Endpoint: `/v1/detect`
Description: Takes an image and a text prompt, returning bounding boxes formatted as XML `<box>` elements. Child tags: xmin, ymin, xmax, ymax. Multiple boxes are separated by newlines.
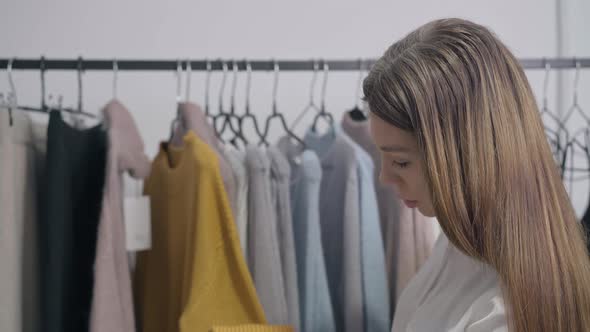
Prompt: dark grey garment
<box><xmin>268</xmin><ymin>147</ymin><xmax>300</xmax><ymax>332</ymax></box>
<box><xmin>304</xmin><ymin>128</ymin><xmax>364</xmax><ymax>332</ymax></box>
<box><xmin>245</xmin><ymin>146</ymin><xmax>289</xmax><ymax>325</ymax></box>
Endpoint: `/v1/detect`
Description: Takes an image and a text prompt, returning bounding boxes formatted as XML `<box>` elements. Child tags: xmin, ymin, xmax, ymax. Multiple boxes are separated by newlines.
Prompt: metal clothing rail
<box><xmin>0</xmin><ymin>57</ymin><xmax>589</xmax><ymax>71</ymax></box>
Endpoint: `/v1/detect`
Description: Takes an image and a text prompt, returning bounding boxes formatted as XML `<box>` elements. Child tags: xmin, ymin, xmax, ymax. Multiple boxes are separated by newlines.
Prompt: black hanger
<box><xmin>348</xmin><ymin>58</ymin><xmax>368</xmax><ymax>121</ymax></box>
<box><xmin>261</xmin><ymin>60</ymin><xmax>305</xmax><ymax>147</ymax></box>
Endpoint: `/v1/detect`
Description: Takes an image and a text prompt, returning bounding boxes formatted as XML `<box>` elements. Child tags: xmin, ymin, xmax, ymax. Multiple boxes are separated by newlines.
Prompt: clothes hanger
<box><xmin>235</xmin><ymin>59</ymin><xmax>265</xmax><ymax>144</ymax></box>
<box><xmin>562</xmin><ymin>58</ymin><xmax>588</xmax><ymax>124</ymax></box>
<box><xmin>204</xmin><ymin>59</ymin><xmax>214</xmax><ymax>123</ymax></box>
<box><xmin>113</xmin><ymin>58</ymin><xmax>118</xmax><ymax>100</ymax></box>
<box><xmin>539</xmin><ymin>59</ymin><xmax>569</xmax><ymax>175</ymax></box>
<box><xmin>185</xmin><ymin>58</ymin><xmax>191</xmax><ymax>102</ymax></box>
<box><xmin>260</xmin><ymin>59</ymin><xmax>305</xmax><ymax>148</ymax></box>
<box><xmin>168</xmin><ymin>60</ymin><xmax>184</xmax><ymax>143</ymax></box>
<box><xmin>100</xmin><ymin>58</ymin><xmax>119</xmax><ymax>130</ymax></box>
<box><xmin>2</xmin><ymin>57</ymin><xmax>52</xmax><ymax>123</ymax></box>
<box><xmin>213</xmin><ymin>59</ymin><xmax>241</xmax><ymax>143</ymax></box>
<box><xmin>290</xmin><ymin>59</ymin><xmax>321</xmax><ymax>132</ymax></box>
<box><xmin>224</xmin><ymin>59</ymin><xmax>248</xmax><ymax>146</ymax></box>
<box><xmin>40</xmin><ymin>56</ymin><xmax>48</xmax><ymax>111</ymax></box>
<box><xmin>8</xmin><ymin>56</ymin><xmax>93</xmax><ymax>120</ymax></box>
<box><xmin>561</xmin><ymin>58</ymin><xmax>590</xmax><ymax>184</ymax></box>
<box><xmin>72</xmin><ymin>56</ymin><xmax>86</xmax><ymax>128</ymax></box>
<box><xmin>212</xmin><ymin>59</ymin><xmax>229</xmax><ymax>139</ymax></box>
<box><xmin>311</xmin><ymin>60</ymin><xmax>334</xmax><ymax>133</ymax></box>
<box><xmin>348</xmin><ymin>58</ymin><xmax>368</xmax><ymax>121</ymax></box>
<box><xmin>5</xmin><ymin>57</ymin><xmax>16</xmax><ymax>125</ymax></box>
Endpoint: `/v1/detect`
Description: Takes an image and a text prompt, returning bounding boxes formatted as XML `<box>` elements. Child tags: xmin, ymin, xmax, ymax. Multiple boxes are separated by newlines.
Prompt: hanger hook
<box><xmin>355</xmin><ymin>58</ymin><xmax>365</xmax><ymax>108</ymax></box>
<box><xmin>77</xmin><ymin>56</ymin><xmax>83</xmax><ymax>112</ymax></box>
<box><xmin>175</xmin><ymin>59</ymin><xmax>182</xmax><ymax>103</ymax></box>
<box><xmin>573</xmin><ymin>57</ymin><xmax>581</xmax><ymax>107</ymax></box>
<box><xmin>218</xmin><ymin>59</ymin><xmax>228</xmax><ymax>113</ymax></box>
<box><xmin>185</xmin><ymin>59</ymin><xmax>192</xmax><ymax>102</ymax></box>
<box><xmin>321</xmin><ymin>59</ymin><xmax>329</xmax><ymax>112</ymax></box>
<box><xmin>40</xmin><ymin>56</ymin><xmax>46</xmax><ymax>109</ymax></box>
<box><xmin>205</xmin><ymin>59</ymin><xmax>212</xmax><ymax>115</ymax></box>
<box><xmin>7</xmin><ymin>57</ymin><xmax>17</xmax><ymax>106</ymax></box>
<box><xmin>113</xmin><ymin>58</ymin><xmax>118</xmax><ymax>99</ymax></box>
<box><xmin>272</xmin><ymin>59</ymin><xmax>280</xmax><ymax>115</ymax></box>
<box><xmin>309</xmin><ymin>59</ymin><xmax>319</xmax><ymax>106</ymax></box>
<box><xmin>245</xmin><ymin>59</ymin><xmax>252</xmax><ymax>115</ymax></box>
<box><xmin>230</xmin><ymin>59</ymin><xmax>238</xmax><ymax>114</ymax></box>
<box><xmin>542</xmin><ymin>57</ymin><xmax>550</xmax><ymax>110</ymax></box>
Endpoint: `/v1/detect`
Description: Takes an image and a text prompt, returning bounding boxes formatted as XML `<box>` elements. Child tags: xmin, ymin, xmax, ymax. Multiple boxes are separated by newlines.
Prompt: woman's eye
<box><xmin>393</xmin><ymin>161</ymin><xmax>410</xmax><ymax>169</ymax></box>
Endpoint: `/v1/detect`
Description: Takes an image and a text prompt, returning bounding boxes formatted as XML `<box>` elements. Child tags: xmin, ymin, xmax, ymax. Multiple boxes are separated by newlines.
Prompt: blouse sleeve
<box><xmin>464</xmin><ymin>287</ymin><xmax>508</xmax><ymax>332</ymax></box>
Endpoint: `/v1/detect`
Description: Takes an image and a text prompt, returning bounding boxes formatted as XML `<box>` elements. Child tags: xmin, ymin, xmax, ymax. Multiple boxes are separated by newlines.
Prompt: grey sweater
<box><xmin>268</xmin><ymin>147</ymin><xmax>301</xmax><ymax>331</ymax></box>
<box><xmin>245</xmin><ymin>146</ymin><xmax>289</xmax><ymax>325</ymax></box>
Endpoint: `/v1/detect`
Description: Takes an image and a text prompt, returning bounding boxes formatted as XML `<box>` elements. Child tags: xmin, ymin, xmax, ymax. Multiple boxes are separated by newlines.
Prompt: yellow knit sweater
<box><xmin>134</xmin><ymin>131</ymin><xmax>267</xmax><ymax>332</ymax></box>
<box><xmin>210</xmin><ymin>325</ymin><xmax>293</xmax><ymax>332</ymax></box>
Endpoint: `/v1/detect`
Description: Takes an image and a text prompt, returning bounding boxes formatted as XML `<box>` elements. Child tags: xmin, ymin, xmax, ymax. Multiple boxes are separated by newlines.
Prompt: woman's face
<box><xmin>369</xmin><ymin>113</ymin><xmax>436</xmax><ymax>217</ymax></box>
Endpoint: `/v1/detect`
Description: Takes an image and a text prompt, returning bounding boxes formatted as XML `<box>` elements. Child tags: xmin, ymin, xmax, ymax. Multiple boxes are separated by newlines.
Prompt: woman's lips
<box><xmin>403</xmin><ymin>200</ymin><xmax>418</xmax><ymax>208</ymax></box>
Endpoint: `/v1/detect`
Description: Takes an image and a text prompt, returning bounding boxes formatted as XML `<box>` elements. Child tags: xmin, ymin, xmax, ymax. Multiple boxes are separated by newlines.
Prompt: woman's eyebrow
<box><xmin>379</xmin><ymin>144</ymin><xmax>410</xmax><ymax>153</ymax></box>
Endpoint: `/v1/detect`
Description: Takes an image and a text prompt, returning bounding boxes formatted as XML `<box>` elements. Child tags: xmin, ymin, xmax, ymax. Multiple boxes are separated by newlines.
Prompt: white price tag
<box><xmin>124</xmin><ymin>196</ymin><xmax>152</xmax><ymax>251</ymax></box>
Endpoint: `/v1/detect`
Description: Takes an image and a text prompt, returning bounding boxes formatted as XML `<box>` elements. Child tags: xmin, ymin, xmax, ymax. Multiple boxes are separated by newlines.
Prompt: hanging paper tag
<box><xmin>124</xmin><ymin>196</ymin><xmax>152</xmax><ymax>251</ymax></box>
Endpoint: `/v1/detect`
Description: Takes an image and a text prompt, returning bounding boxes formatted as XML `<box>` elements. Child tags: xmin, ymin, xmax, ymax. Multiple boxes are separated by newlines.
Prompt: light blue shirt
<box><xmin>277</xmin><ymin>137</ymin><xmax>336</xmax><ymax>332</ymax></box>
<box><xmin>303</xmin><ymin>124</ymin><xmax>390</xmax><ymax>332</ymax></box>
<box><xmin>342</xmin><ymin>132</ymin><xmax>391</xmax><ymax>332</ymax></box>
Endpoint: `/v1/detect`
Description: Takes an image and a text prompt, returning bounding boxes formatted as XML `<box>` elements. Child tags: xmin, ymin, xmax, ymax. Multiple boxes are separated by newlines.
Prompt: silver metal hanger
<box><xmin>235</xmin><ymin>59</ymin><xmax>264</xmax><ymax>144</ymax></box>
<box><xmin>290</xmin><ymin>59</ymin><xmax>321</xmax><ymax>131</ymax></box>
<box><xmin>112</xmin><ymin>58</ymin><xmax>118</xmax><ymax>100</ymax></box>
<box><xmin>168</xmin><ymin>60</ymin><xmax>183</xmax><ymax>142</ymax></box>
<box><xmin>205</xmin><ymin>59</ymin><xmax>213</xmax><ymax>121</ymax></box>
<box><xmin>261</xmin><ymin>59</ymin><xmax>305</xmax><ymax>147</ymax></box>
<box><xmin>311</xmin><ymin>59</ymin><xmax>334</xmax><ymax>132</ymax></box>
<box><xmin>563</xmin><ymin>58</ymin><xmax>587</xmax><ymax>124</ymax></box>
<box><xmin>5</xmin><ymin>58</ymin><xmax>16</xmax><ymax>124</ymax></box>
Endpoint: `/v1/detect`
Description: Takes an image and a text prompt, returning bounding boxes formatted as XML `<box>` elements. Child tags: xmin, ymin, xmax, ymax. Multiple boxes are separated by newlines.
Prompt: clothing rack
<box><xmin>1</xmin><ymin>57</ymin><xmax>590</xmax><ymax>71</ymax></box>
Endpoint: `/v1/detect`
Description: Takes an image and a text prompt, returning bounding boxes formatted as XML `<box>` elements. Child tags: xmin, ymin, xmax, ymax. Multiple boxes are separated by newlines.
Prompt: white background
<box><xmin>1</xmin><ymin>0</ymin><xmax>589</xmax><ymax>214</ymax></box>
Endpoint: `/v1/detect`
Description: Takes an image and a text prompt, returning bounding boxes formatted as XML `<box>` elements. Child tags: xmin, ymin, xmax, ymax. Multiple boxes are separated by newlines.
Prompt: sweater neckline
<box><xmin>158</xmin><ymin>131</ymin><xmax>197</xmax><ymax>176</ymax></box>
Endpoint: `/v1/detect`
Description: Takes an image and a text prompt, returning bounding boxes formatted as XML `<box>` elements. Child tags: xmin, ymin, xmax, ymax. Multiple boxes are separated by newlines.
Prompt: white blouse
<box><xmin>391</xmin><ymin>233</ymin><xmax>508</xmax><ymax>332</ymax></box>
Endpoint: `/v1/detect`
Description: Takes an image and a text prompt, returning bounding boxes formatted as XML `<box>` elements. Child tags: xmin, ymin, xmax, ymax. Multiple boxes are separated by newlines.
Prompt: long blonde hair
<box><xmin>363</xmin><ymin>18</ymin><xmax>590</xmax><ymax>331</ymax></box>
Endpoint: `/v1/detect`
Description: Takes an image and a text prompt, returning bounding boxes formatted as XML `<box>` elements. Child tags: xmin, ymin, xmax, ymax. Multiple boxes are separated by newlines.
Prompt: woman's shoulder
<box><xmin>392</xmin><ymin>234</ymin><xmax>508</xmax><ymax>331</ymax></box>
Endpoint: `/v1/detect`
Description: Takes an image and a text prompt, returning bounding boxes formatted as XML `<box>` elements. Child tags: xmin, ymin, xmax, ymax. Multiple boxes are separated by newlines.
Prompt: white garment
<box><xmin>223</xmin><ymin>147</ymin><xmax>249</xmax><ymax>259</ymax></box>
<box><xmin>0</xmin><ymin>109</ymin><xmax>41</xmax><ymax>332</ymax></box>
<box><xmin>391</xmin><ymin>234</ymin><xmax>507</xmax><ymax>332</ymax></box>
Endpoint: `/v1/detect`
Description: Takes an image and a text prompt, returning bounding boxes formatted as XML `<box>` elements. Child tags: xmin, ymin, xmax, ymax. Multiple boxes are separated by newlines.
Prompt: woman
<box><xmin>363</xmin><ymin>18</ymin><xmax>590</xmax><ymax>331</ymax></box>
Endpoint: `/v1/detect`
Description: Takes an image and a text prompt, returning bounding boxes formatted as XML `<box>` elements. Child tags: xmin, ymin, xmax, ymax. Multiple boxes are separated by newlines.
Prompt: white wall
<box><xmin>6</xmin><ymin>0</ymin><xmax>585</xmax><ymax>209</ymax></box>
